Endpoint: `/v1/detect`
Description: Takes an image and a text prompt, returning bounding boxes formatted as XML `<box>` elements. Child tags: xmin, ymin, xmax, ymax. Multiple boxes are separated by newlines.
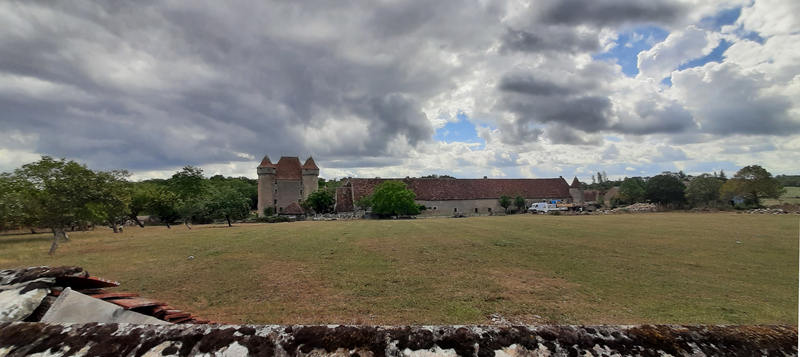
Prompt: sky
<box><xmin>1</xmin><ymin>0</ymin><xmax>798</xmax><ymax>182</ymax></box>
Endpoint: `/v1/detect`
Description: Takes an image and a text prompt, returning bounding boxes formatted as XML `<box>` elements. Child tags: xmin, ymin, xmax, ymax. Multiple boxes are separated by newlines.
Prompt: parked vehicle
<box><xmin>528</xmin><ymin>202</ymin><xmax>567</xmax><ymax>213</ymax></box>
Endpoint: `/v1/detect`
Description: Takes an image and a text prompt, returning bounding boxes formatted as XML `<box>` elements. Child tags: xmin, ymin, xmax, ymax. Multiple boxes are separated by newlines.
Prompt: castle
<box><xmin>256</xmin><ymin>156</ymin><xmax>319</xmax><ymax>214</ymax></box>
<box><xmin>257</xmin><ymin>155</ymin><xmax>587</xmax><ymax>215</ymax></box>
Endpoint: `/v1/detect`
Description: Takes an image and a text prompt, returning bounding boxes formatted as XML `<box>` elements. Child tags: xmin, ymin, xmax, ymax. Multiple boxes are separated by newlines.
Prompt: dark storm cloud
<box><xmin>503</xmin><ymin>95</ymin><xmax>613</xmax><ymax>133</ymax></box>
<box><xmin>545</xmin><ymin>125</ymin><xmax>602</xmax><ymax>146</ymax></box>
<box><xmin>0</xmin><ymin>0</ymin><xmax>484</xmax><ymax>171</ymax></box>
<box><xmin>498</xmin><ymin>75</ymin><xmax>575</xmax><ymax>96</ymax></box>
<box><xmin>613</xmin><ymin>100</ymin><xmax>697</xmax><ymax>135</ymax></box>
<box><xmin>535</xmin><ymin>0</ymin><xmax>689</xmax><ymax>27</ymax></box>
<box><xmin>500</xmin><ymin>27</ymin><xmax>601</xmax><ymax>54</ymax></box>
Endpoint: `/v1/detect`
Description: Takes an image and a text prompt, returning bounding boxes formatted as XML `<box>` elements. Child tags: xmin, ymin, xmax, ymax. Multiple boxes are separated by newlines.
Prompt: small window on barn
<box><xmin>474</xmin><ymin>208</ymin><xmax>478</xmax><ymax>213</ymax></box>
<box><xmin>488</xmin><ymin>208</ymin><xmax>492</xmax><ymax>213</ymax></box>
<box><xmin>279</xmin><ymin>207</ymin><xmax>284</xmax><ymax>212</ymax></box>
<box><xmin>454</xmin><ymin>208</ymin><xmax>458</xmax><ymax>212</ymax></box>
<box><xmin>433</xmin><ymin>206</ymin><xmax>437</xmax><ymax>210</ymax></box>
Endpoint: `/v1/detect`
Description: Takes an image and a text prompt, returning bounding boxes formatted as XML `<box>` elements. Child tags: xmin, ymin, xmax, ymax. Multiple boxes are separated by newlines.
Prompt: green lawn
<box><xmin>764</xmin><ymin>186</ymin><xmax>800</xmax><ymax>207</ymax></box>
<box><xmin>0</xmin><ymin>213</ymin><xmax>796</xmax><ymax>325</ymax></box>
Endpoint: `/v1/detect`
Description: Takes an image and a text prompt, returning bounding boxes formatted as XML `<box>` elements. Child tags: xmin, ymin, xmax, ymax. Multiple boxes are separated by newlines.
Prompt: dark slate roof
<box><xmin>302</xmin><ymin>157</ymin><xmax>319</xmax><ymax>170</ymax></box>
<box><xmin>275</xmin><ymin>157</ymin><xmax>303</xmax><ymax>180</ymax></box>
<box><xmin>348</xmin><ymin>178</ymin><xmax>571</xmax><ymax>201</ymax></box>
<box><xmin>283</xmin><ymin>202</ymin><xmax>306</xmax><ymax>215</ymax></box>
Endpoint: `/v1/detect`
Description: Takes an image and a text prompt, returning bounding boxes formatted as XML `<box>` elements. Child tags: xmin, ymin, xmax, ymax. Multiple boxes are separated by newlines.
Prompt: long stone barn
<box><xmin>334</xmin><ymin>176</ymin><xmax>585</xmax><ymax>214</ymax></box>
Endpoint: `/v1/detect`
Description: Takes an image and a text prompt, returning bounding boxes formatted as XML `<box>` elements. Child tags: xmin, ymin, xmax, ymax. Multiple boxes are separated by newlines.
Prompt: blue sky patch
<box><xmin>434</xmin><ymin>113</ymin><xmax>481</xmax><ymax>145</ymax></box>
<box><xmin>594</xmin><ymin>26</ymin><xmax>670</xmax><ymax>77</ymax></box>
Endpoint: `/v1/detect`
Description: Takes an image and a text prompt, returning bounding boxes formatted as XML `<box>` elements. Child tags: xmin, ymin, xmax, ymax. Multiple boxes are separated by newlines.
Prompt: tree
<box><xmin>167</xmin><ymin>166</ymin><xmax>208</xmax><ymax>199</ymax></box>
<box><xmin>355</xmin><ymin>195</ymin><xmax>372</xmax><ymax>212</ymax></box>
<box><xmin>645</xmin><ymin>174</ymin><xmax>686</xmax><ymax>206</ymax></box>
<box><xmin>11</xmin><ymin>157</ymin><xmax>103</xmax><ymax>254</ymax></box>
<box><xmin>128</xmin><ymin>182</ymin><xmax>156</xmax><ymax>228</ymax></box>
<box><xmin>513</xmin><ymin>195</ymin><xmax>526</xmax><ymax>212</ymax></box>
<box><xmin>147</xmin><ymin>188</ymin><xmax>181</xmax><ymax>228</ymax></box>
<box><xmin>498</xmin><ymin>195</ymin><xmax>512</xmax><ymax>212</ymax></box>
<box><xmin>305</xmin><ymin>188</ymin><xmax>335</xmax><ymax>214</ymax></box>
<box><xmin>685</xmin><ymin>175</ymin><xmax>723</xmax><ymax>207</ymax></box>
<box><xmin>95</xmin><ymin>170</ymin><xmax>133</xmax><ymax>233</ymax></box>
<box><xmin>208</xmin><ymin>187</ymin><xmax>252</xmax><ymax>227</ymax></box>
<box><xmin>722</xmin><ymin>165</ymin><xmax>784</xmax><ymax>207</ymax></box>
<box><xmin>370</xmin><ymin>181</ymin><xmax>419</xmax><ymax>217</ymax></box>
<box><xmin>0</xmin><ymin>174</ymin><xmax>36</xmax><ymax>232</ymax></box>
<box><xmin>618</xmin><ymin>177</ymin><xmax>646</xmax><ymax>204</ymax></box>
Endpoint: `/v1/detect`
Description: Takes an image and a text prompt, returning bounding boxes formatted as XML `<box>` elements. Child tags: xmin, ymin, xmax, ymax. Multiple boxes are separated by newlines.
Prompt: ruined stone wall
<box><xmin>0</xmin><ymin>323</ymin><xmax>794</xmax><ymax>357</ymax></box>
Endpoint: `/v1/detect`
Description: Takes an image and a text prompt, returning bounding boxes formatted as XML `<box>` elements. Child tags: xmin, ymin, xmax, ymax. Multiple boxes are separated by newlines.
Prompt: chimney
<box><xmin>483</xmin><ymin>176</ymin><xmax>487</xmax><ymax>179</ymax></box>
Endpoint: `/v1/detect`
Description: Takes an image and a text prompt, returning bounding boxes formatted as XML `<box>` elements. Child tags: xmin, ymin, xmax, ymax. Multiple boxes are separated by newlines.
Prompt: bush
<box><xmin>262</xmin><ymin>206</ymin><xmax>275</xmax><ymax>216</ymax></box>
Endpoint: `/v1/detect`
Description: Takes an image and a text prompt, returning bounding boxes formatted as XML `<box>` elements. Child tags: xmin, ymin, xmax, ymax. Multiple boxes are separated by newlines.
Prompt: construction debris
<box><xmin>737</xmin><ymin>208</ymin><xmax>799</xmax><ymax>214</ymax></box>
<box><xmin>0</xmin><ymin>266</ymin><xmax>215</xmax><ymax>325</ymax></box>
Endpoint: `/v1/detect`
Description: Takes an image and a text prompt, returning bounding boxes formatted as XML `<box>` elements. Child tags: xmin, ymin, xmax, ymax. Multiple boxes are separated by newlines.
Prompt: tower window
<box><xmin>273</xmin><ymin>199</ymin><xmax>277</xmax><ymax>204</ymax></box>
<box><xmin>298</xmin><ymin>199</ymin><xmax>301</xmax><ymax>203</ymax></box>
<box><xmin>300</xmin><ymin>189</ymin><xmax>303</xmax><ymax>194</ymax></box>
<box><xmin>279</xmin><ymin>207</ymin><xmax>283</xmax><ymax>212</ymax></box>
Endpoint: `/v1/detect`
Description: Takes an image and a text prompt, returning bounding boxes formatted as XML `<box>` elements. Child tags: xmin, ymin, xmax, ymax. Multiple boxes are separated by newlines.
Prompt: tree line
<box><xmin>0</xmin><ymin>157</ymin><xmax>257</xmax><ymax>254</ymax></box>
<box><xmin>608</xmin><ymin>165</ymin><xmax>785</xmax><ymax>209</ymax></box>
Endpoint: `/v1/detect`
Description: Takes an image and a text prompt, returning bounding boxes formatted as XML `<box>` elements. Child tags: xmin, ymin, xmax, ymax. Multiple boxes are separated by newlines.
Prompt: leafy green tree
<box><xmin>147</xmin><ymin>188</ymin><xmax>181</xmax><ymax>228</ymax></box>
<box><xmin>498</xmin><ymin>195</ymin><xmax>512</xmax><ymax>212</ymax></box>
<box><xmin>128</xmin><ymin>182</ymin><xmax>157</xmax><ymax>227</ymax></box>
<box><xmin>513</xmin><ymin>195</ymin><xmax>526</xmax><ymax>212</ymax></box>
<box><xmin>11</xmin><ymin>157</ymin><xmax>103</xmax><ymax>254</ymax></box>
<box><xmin>208</xmin><ymin>186</ymin><xmax>252</xmax><ymax>227</ymax></box>
<box><xmin>305</xmin><ymin>188</ymin><xmax>335</xmax><ymax>214</ymax></box>
<box><xmin>0</xmin><ymin>174</ymin><xmax>37</xmax><ymax>232</ymax></box>
<box><xmin>645</xmin><ymin>174</ymin><xmax>686</xmax><ymax>206</ymax></box>
<box><xmin>618</xmin><ymin>177</ymin><xmax>646</xmax><ymax>204</ymax></box>
<box><xmin>209</xmin><ymin>175</ymin><xmax>258</xmax><ymax>210</ymax></box>
<box><xmin>721</xmin><ymin>165</ymin><xmax>784</xmax><ymax>207</ymax></box>
<box><xmin>370</xmin><ymin>181</ymin><xmax>419</xmax><ymax>217</ymax></box>
<box><xmin>685</xmin><ymin>175</ymin><xmax>723</xmax><ymax>207</ymax></box>
<box><xmin>95</xmin><ymin>170</ymin><xmax>133</xmax><ymax>233</ymax></box>
<box><xmin>355</xmin><ymin>195</ymin><xmax>372</xmax><ymax>212</ymax></box>
<box><xmin>177</xmin><ymin>196</ymin><xmax>208</xmax><ymax>229</ymax></box>
<box><xmin>167</xmin><ymin>166</ymin><xmax>208</xmax><ymax>199</ymax></box>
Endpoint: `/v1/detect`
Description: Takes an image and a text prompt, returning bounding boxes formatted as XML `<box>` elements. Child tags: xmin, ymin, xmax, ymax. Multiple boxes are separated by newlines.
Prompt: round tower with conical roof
<box><xmin>257</xmin><ymin>156</ymin><xmax>277</xmax><ymax>215</ymax></box>
<box><xmin>301</xmin><ymin>156</ymin><xmax>320</xmax><ymax>200</ymax></box>
<box><xmin>569</xmin><ymin>176</ymin><xmax>585</xmax><ymax>208</ymax></box>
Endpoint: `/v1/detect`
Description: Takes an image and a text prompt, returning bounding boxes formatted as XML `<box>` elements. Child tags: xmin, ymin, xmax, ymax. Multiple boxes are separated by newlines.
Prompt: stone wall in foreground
<box><xmin>0</xmin><ymin>322</ymin><xmax>795</xmax><ymax>356</ymax></box>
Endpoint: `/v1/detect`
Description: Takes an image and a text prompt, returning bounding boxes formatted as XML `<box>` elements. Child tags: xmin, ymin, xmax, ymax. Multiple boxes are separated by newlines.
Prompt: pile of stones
<box><xmin>737</xmin><ymin>208</ymin><xmax>798</xmax><ymax>214</ymax></box>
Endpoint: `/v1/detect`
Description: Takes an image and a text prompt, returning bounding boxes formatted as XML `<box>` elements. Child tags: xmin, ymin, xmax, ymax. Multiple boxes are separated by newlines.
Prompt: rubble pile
<box><xmin>0</xmin><ymin>266</ymin><xmax>215</xmax><ymax>325</ymax></box>
<box><xmin>737</xmin><ymin>208</ymin><xmax>798</xmax><ymax>214</ymax></box>
<box><xmin>598</xmin><ymin>203</ymin><xmax>659</xmax><ymax>213</ymax></box>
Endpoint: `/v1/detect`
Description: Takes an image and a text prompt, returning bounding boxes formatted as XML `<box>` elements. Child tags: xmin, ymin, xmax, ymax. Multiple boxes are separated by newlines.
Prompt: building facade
<box><xmin>334</xmin><ymin>176</ymin><xmax>578</xmax><ymax>214</ymax></box>
<box><xmin>257</xmin><ymin>156</ymin><xmax>319</xmax><ymax>214</ymax></box>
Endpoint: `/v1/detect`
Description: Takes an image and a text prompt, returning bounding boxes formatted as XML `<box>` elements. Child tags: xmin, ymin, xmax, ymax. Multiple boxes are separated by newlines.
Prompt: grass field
<box><xmin>0</xmin><ymin>213</ymin><xmax>796</xmax><ymax>325</ymax></box>
<box><xmin>764</xmin><ymin>186</ymin><xmax>800</xmax><ymax>207</ymax></box>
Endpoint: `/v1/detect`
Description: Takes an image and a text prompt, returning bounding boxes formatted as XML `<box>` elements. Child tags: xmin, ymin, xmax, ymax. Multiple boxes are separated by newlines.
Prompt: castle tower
<box><xmin>256</xmin><ymin>156</ymin><xmax>277</xmax><ymax>215</ymax></box>
<box><xmin>301</xmin><ymin>156</ymin><xmax>320</xmax><ymax>200</ymax></box>
<box><xmin>569</xmin><ymin>176</ymin><xmax>585</xmax><ymax>207</ymax></box>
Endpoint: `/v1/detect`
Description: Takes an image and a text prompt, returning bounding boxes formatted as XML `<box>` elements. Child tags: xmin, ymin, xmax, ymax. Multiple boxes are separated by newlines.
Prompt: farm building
<box><xmin>334</xmin><ymin>176</ymin><xmax>583</xmax><ymax>214</ymax></box>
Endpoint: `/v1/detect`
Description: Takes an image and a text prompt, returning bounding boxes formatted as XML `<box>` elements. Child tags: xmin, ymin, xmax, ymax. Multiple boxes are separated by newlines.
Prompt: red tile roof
<box><xmin>583</xmin><ymin>190</ymin><xmax>599</xmax><ymax>202</ymax></box>
<box><xmin>570</xmin><ymin>177</ymin><xmax>581</xmax><ymax>188</ymax></box>
<box><xmin>347</xmin><ymin>178</ymin><xmax>571</xmax><ymax>201</ymax></box>
<box><xmin>275</xmin><ymin>157</ymin><xmax>303</xmax><ymax>180</ymax></box>
<box><xmin>258</xmin><ymin>156</ymin><xmax>275</xmax><ymax>168</ymax></box>
<box><xmin>283</xmin><ymin>202</ymin><xmax>306</xmax><ymax>215</ymax></box>
<box><xmin>335</xmin><ymin>186</ymin><xmax>354</xmax><ymax>212</ymax></box>
<box><xmin>302</xmin><ymin>157</ymin><xmax>319</xmax><ymax>170</ymax></box>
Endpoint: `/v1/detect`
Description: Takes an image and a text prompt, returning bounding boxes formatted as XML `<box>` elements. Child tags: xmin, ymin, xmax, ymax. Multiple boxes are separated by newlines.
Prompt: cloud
<box><xmin>533</xmin><ymin>0</ymin><xmax>689</xmax><ymax>28</ymax></box>
<box><xmin>637</xmin><ymin>26</ymin><xmax>720</xmax><ymax>81</ymax></box>
<box><xmin>500</xmin><ymin>27</ymin><xmax>601</xmax><ymax>54</ymax></box>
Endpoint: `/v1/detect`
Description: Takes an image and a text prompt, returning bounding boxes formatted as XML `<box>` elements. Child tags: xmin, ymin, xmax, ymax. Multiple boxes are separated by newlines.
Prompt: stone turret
<box><xmin>257</xmin><ymin>156</ymin><xmax>277</xmax><ymax>215</ymax></box>
<box><xmin>301</xmin><ymin>157</ymin><xmax>320</xmax><ymax>200</ymax></box>
<box><xmin>569</xmin><ymin>176</ymin><xmax>585</xmax><ymax>207</ymax></box>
